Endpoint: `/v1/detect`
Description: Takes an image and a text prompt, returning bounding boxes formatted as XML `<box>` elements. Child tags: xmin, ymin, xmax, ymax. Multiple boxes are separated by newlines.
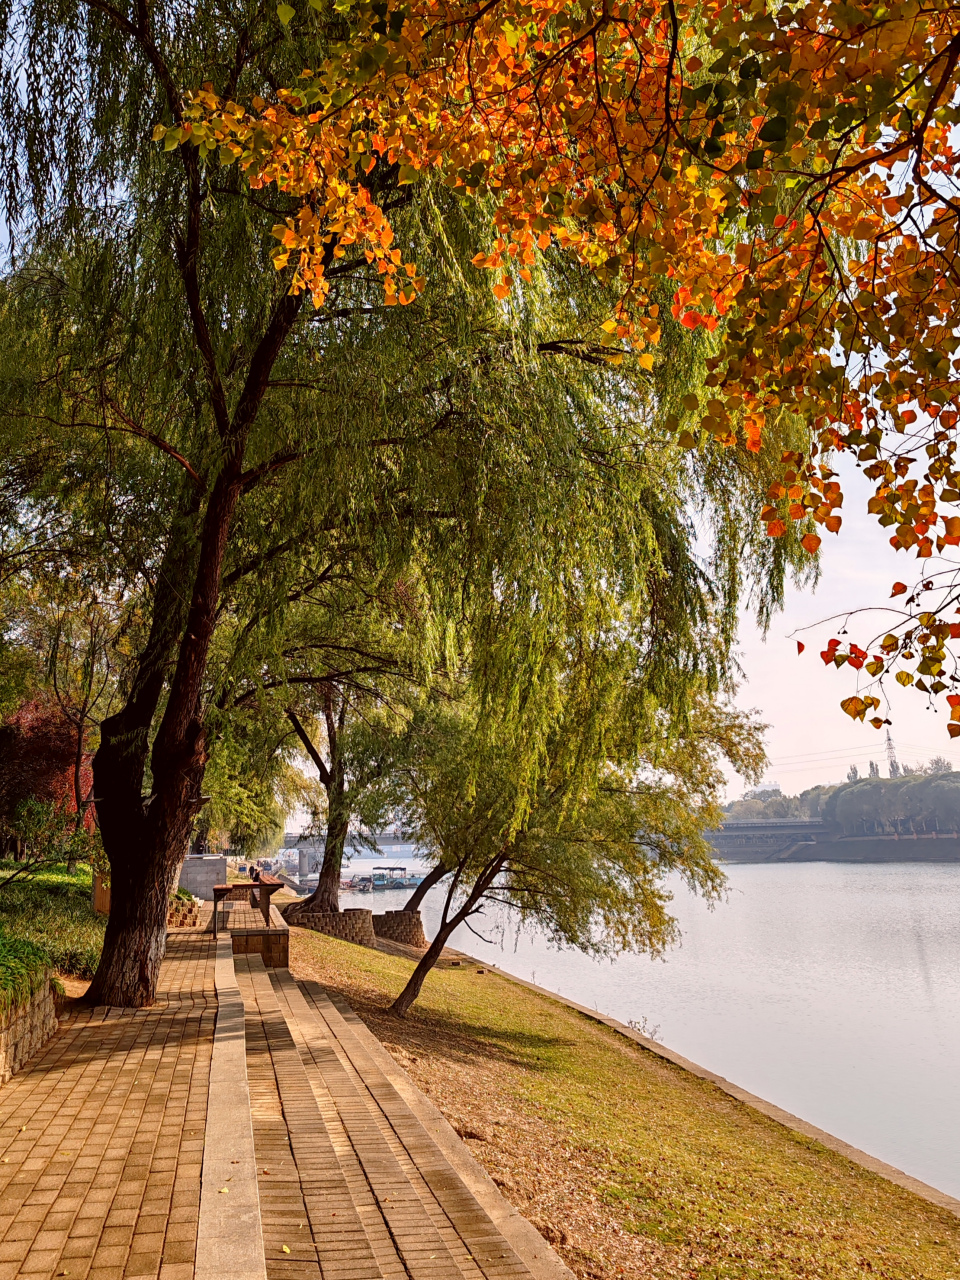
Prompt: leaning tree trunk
<box><xmin>87</xmin><ymin>825</ymin><xmax>185</xmax><ymax>1007</ymax></box>
<box><xmin>390</xmin><ymin>853</ymin><xmax>506</xmax><ymax>1017</ymax></box>
<box><xmin>402</xmin><ymin>861</ymin><xmax>448</xmax><ymax>913</ymax></box>
<box><xmin>88</xmin><ymin>467</ymin><xmax>243</xmax><ymax>1006</ymax></box>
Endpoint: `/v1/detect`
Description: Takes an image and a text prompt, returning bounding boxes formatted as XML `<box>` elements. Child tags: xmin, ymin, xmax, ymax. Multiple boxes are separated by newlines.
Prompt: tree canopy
<box><xmin>0</xmin><ymin>0</ymin><xmax>821</xmax><ymax>1003</ymax></box>
<box><xmin>172</xmin><ymin>0</ymin><xmax>960</xmax><ymax>734</ymax></box>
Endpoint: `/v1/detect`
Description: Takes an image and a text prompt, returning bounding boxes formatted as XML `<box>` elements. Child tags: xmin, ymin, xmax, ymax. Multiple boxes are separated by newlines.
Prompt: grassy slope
<box><xmin>0</xmin><ymin>863</ymin><xmax>105</xmax><ymax>978</ymax></box>
<box><xmin>290</xmin><ymin>928</ymin><xmax>960</xmax><ymax>1280</ymax></box>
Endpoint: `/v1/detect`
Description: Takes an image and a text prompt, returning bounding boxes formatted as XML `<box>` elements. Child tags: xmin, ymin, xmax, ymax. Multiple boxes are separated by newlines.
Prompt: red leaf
<box><xmin>891</xmin><ymin>582</ymin><xmax>908</xmax><ymax>597</ymax></box>
<box><xmin>796</xmin><ymin>641</ymin><xmax>805</xmax><ymax>655</ymax></box>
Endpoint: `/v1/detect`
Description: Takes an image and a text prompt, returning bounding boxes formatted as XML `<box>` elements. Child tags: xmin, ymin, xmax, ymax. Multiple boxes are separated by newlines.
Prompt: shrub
<box><xmin>0</xmin><ymin>931</ymin><xmax>53</xmax><ymax>1015</ymax></box>
<box><xmin>0</xmin><ymin>863</ymin><xmax>104</xmax><ymax>978</ymax></box>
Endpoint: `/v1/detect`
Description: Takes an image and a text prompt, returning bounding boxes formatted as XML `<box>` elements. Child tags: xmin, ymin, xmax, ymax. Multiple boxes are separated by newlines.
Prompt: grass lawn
<box><xmin>0</xmin><ymin>862</ymin><xmax>105</xmax><ymax>978</ymax></box>
<box><xmin>290</xmin><ymin>927</ymin><xmax>960</xmax><ymax>1280</ymax></box>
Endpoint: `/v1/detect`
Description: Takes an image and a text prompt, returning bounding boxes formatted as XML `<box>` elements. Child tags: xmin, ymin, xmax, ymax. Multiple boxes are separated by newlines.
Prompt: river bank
<box><xmin>289</xmin><ymin>927</ymin><xmax>960</xmax><ymax>1280</ymax></box>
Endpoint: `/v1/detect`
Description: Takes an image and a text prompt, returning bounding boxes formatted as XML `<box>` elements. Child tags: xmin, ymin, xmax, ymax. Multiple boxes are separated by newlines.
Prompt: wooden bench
<box><xmin>213</xmin><ymin>875</ymin><xmax>284</xmax><ymax>935</ymax></box>
<box><xmin>252</xmin><ymin>874</ymin><xmax>284</xmax><ymax>926</ymax></box>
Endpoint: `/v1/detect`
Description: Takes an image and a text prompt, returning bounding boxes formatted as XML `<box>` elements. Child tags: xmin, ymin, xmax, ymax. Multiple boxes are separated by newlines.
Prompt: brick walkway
<box><xmin>0</xmin><ymin>927</ymin><xmax>561</xmax><ymax>1280</ymax></box>
<box><xmin>0</xmin><ymin>933</ymin><xmax>216</xmax><ymax>1280</ymax></box>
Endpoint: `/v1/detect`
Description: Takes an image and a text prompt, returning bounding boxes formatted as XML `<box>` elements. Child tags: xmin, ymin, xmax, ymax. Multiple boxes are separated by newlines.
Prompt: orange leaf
<box><xmin>890</xmin><ymin>582</ymin><xmax>908</xmax><ymax>597</ymax></box>
<box><xmin>801</xmin><ymin>533</ymin><xmax>821</xmax><ymax>554</ymax></box>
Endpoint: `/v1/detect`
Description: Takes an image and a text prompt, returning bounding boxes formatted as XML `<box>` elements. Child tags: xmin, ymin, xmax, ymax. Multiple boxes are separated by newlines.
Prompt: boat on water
<box><xmin>339</xmin><ymin>865</ymin><xmax>426</xmax><ymax>893</ymax></box>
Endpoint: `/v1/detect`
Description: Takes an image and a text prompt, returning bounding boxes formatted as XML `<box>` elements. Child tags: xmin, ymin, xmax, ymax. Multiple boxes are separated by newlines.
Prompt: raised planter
<box><xmin>0</xmin><ymin>979</ymin><xmax>58</xmax><ymax>1085</ymax></box>
<box><xmin>372</xmin><ymin>910</ymin><xmax>427</xmax><ymax>949</ymax></box>
<box><xmin>298</xmin><ymin>907</ymin><xmax>377</xmax><ymax>948</ymax></box>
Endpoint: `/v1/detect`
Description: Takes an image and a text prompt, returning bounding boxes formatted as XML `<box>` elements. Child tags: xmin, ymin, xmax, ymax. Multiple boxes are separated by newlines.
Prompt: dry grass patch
<box><xmin>290</xmin><ymin>927</ymin><xmax>960</xmax><ymax>1280</ymax></box>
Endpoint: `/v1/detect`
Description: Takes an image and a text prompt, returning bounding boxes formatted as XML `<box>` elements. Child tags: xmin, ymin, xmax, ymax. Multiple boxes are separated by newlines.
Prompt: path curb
<box><xmin>320</xmin><ymin>988</ymin><xmax>578</xmax><ymax>1280</ymax></box>
<box><xmin>196</xmin><ymin>937</ymin><xmax>267</xmax><ymax>1280</ymax></box>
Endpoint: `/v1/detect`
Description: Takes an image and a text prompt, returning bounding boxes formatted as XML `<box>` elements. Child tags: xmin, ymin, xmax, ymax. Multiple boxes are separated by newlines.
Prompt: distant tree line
<box><xmin>724</xmin><ymin>760</ymin><xmax>960</xmax><ymax>836</ymax></box>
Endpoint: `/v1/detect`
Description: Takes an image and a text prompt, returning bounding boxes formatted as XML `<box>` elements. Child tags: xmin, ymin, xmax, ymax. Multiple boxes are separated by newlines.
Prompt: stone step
<box><xmin>233</xmin><ymin>955</ymin><xmax>384</xmax><ymax>1280</ymax></box>
<box><xmin>269</xmin><ymin>967</ymin><xmax>479</xmax><ymax>1280</ymax></box>
<box><xmin>277</xmin><ymin>972</ymin><xmax>533</xmax><ymax>1280</ymax></box>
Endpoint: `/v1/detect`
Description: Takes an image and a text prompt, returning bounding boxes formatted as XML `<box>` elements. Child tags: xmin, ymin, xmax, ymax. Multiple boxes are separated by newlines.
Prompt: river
<box><xmin>342</xmin><ymin>860</ymin><xmax>960</xmax><ymax>1199</ymax></box>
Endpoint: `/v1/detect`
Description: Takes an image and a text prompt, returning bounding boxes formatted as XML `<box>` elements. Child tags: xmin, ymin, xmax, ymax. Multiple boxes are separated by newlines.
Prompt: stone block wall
<box><xmin>0</xmin><ymin>980</ymin><xmax>58</xmax><ymax>1085</ymax></box>
<box><xmin>231</xmin><ymin>929</ymin><xmax>289</xmax><ymax>968</ymax></box>
<box><xmin>177</xmin><ymin>856</ymin><xmax>228</xmax><ymax>901</ymax></box>
<box><xmin>298</xmin><ymin>908</ymin><xmax>377</xmax><ymax>948</ymax></box>
<box><xmin>372</xmin><ymin>910</ymin><xmax>427</xmax><ymax>949</ymax></box>
<box><xmin>167</xmin><ymin>899</ymin><xmax>201</xmax><ymax>928</ymax></box>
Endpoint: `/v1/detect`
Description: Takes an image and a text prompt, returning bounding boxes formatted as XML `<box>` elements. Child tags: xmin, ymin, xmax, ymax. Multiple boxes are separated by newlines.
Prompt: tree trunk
<box><xmin>403</xmin><ymin>861</ymin><xmax>448</xmax><ymax>912</ymax></box>
<box><xmin>390</xmin><ymin>853</ymin><xmax>506</xmax><ymax>1017</ymax></box>
<box><xmin>86</xmin><ymin>829</ymin><xmax>182</xmax><ymax>1006</ymax></box>
<box><xmin>89</xmin><ymin>472</ymin><xmax>241</xmax><ymax>1006</ymax></box>
<box><xmin>68</xmin><ymin>718</ymin><xmax>86</xmax><ymax>877</ymax></box>
<box><xmin>289</xmin><ymin>782</ymin><xmax>349</xmax><ymax>916</ymax></box>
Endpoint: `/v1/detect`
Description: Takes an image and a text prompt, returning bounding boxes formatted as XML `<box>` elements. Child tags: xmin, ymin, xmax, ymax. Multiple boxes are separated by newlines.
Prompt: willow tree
<box><xmin>374</xmin><ymin>682</ymin><xmax>764</xmax><ymax>1016</ymax></box>
<box><xmin>0</xmin><ymin>0</ymin><xmax>811</xmax><ymax>1006</ymax></box>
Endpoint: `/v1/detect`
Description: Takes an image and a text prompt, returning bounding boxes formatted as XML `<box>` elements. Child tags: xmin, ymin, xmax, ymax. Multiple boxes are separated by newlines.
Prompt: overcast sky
<box><xmin>729</xmin><ymin>457</ymin><xmax>960</xmax><ymax>799</ymax></box>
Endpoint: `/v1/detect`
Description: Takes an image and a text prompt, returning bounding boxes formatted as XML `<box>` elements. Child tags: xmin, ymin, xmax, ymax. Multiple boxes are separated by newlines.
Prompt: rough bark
<box><xmin>308</xmin><ymin>785</ymin><xmax>350</xmax><ymax>914</ymax></box>
<box><xmin>402</xmin><ymin>861</ymin><xmax>448</xmax><ymax>912</ymax></box>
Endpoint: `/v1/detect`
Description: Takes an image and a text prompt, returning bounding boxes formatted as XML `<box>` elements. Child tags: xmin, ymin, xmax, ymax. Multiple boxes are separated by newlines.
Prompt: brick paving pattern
<box><xmin>0</xmin><ymin>932</ymin><xmax>215</xmax><ymax>1280</ymax></box>
<box><xmin>0</xmin><ymin>921</ymin><xmax>544</xmax><ymax>1280</ymax></box>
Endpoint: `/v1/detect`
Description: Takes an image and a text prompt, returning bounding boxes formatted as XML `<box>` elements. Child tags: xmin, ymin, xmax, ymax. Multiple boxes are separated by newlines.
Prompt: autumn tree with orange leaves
<box><xmin>171</xmin><ymin>0</ymin><xmax>960</xmax><ymax>728</ymax></box>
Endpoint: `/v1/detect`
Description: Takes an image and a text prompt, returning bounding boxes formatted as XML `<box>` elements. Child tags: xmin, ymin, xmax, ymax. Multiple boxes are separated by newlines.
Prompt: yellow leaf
<box><xmin>638</xmin><ymin>353</ymin><xmax>654</xmax><ymax>371</ymax></box>
<box><xmin>896</xmin><ymin>671</ymin><xmax>914</xmax><ymax>686</ymax></box>
<box><xmin>282</xmin><ymin>1246</ymin><xmax>291</xmax><ymax>1254</ymax></box>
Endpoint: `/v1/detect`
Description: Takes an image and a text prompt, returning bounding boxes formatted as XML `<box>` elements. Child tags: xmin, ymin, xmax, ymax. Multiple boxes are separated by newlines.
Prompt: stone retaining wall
<box><xmin>372</xmin><ymin>910</ymin><xmax>427</xmax><ymax>949</ymax></box>
<box><xmin>0</xmin><ymin>979</ymin><xmax>58</xmax><ymax>1085</ymax></box>
<box><xmin>298</xmin><ymin>908</ymin><xmax>377</xmax><ymax>948</ymax></box>
<box><xmin>167</xmin><ymin>900</ymin><xmax>201</xmax><ymax>928</ymax></box>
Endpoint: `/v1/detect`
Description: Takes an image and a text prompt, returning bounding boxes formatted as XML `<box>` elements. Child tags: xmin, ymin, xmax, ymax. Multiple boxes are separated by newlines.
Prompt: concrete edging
<box><xmin>196</xmin><ymin>937</ymin><xmax>267</xmax><ymax>1280</ymax></box>
<box><xmin>321</xmin><ymin>989</ymin><xmax>577</xmax><ymax>1280</ymax></box>
<box><xmin>460</xmin><ymin>959</ymin><xmax>960</xmax><ymax>1220</ymax></box>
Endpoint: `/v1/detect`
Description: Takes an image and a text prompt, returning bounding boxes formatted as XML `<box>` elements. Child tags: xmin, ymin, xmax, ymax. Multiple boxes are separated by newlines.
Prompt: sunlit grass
<box><xmin>0</xmin><ymin>862</ymin><xmax>104</xmax><ymax>978</ymax></box>
<box><xmin>291</xmin><ymin>928</ymin><xmax>960</xmax><ymax>1280</ymax></box>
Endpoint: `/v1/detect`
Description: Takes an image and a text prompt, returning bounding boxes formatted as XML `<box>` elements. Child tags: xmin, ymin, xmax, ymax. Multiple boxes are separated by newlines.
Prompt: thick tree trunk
<box><xmin>86</xmin><ymin>831</ymin><xmax>182</xmax><ymax>1007</ymax></box>
<box><xmin>89</xmin><ymin>473</ymin><xmax>240</xmax><ymax>1006</ymax></box>
<box><xmin>87</xmin><ymin>285</ymin><xmax>303</xmax><ymax>1007</ymax></box>
<box><xmin>403</xmin><ymin>861</ymin><xmax>448</xmax><ymax>912</ymax></box>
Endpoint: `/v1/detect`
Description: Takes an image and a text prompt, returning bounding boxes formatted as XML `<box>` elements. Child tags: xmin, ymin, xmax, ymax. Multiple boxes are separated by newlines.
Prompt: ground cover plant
<box><xmin>0</xmin><ymin>932</ymin><xmax>55</xmax><ymax>1015</ymax></box>
<box><xmin>0</xmin><ymin>863</ymin><xmax>105</xmax><ymax>979</ymax></box>
<box><xmin>290</xmin><ymin>928</ymin><xmax>960</xmax><ymax>1280</ymax></box>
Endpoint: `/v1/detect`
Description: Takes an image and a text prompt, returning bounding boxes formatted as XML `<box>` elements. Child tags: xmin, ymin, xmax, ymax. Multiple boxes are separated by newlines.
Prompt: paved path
<box><xmin>0</xmin><ymin>928</ymin><xmax>561</xmax><ymax>1280</ymax></box>
<box><xmin>0</xmin><ymin>932</ymin><xmax>216</xmax><ymax>1280</ymax></box>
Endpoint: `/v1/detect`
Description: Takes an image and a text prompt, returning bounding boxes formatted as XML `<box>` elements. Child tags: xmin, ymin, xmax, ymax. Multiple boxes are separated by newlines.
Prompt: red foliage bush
<box><xmin>0</xmin><ymin>699</ymin><xmax>90</xmax><ymax>828</ymax></box>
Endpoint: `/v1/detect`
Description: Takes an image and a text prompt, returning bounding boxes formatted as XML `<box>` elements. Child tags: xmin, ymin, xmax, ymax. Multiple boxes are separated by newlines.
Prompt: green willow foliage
<box><xmin>0</xmin><ymin>1</ymin><xmax>811</xmax><ymax>884</ymax></box>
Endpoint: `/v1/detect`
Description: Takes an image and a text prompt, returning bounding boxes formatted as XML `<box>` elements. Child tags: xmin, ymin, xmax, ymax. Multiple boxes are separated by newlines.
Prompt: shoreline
<box><xmin>463</xmin><ymin>955</ymin><xmax>960</xmax><ymax>1218</ymax></box>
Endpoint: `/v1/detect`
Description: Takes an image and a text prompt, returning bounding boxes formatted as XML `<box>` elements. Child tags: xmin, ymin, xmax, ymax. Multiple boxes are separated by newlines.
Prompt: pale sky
<box><xmin>729</xmin><ymin>457</ymin><xmax>960</xmax><ymax>799</ymax></box>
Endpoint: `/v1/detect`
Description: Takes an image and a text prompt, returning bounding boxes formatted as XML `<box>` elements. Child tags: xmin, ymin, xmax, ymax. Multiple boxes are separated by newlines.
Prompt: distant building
<box><xmin>743</xmin><ymin>781</ymin><xmax>782</xmax><ymax>800</ymax></box>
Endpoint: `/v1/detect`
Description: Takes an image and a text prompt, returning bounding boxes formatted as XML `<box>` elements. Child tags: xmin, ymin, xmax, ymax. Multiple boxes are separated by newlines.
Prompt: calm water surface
<box><xmin>345</xmin><ymin>862</ymin><xmax>960</xmax><ymax>1198</ymax></box>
